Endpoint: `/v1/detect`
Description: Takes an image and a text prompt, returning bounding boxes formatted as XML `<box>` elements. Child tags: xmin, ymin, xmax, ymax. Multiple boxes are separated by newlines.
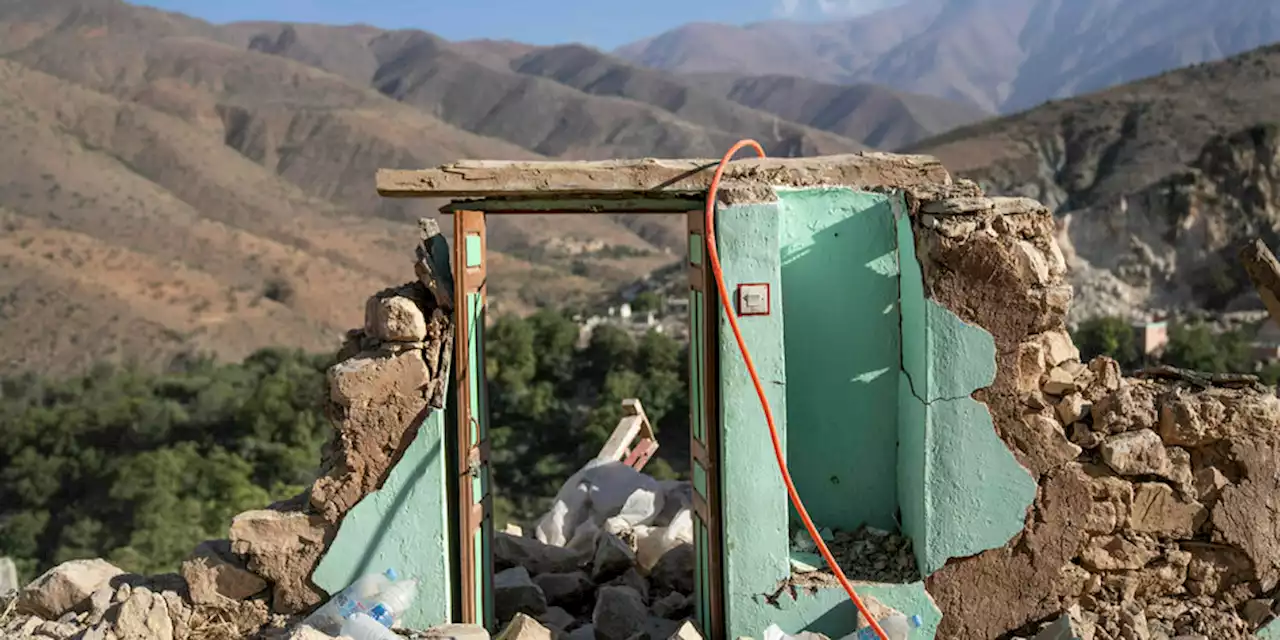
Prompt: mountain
<box><xmin>910</xmin><ymin>43</ymin><xmax>1280</xmax><ymax>320</ymax></box>
<box><xmin>0</xmin><ymin>0</ymin><xmax>983</xmax><ymax>375</ymax></box>
<box><xmin>617</xmin><ymin>0</ymin><xmax>1280</xmax><ymax>113</ymax></box>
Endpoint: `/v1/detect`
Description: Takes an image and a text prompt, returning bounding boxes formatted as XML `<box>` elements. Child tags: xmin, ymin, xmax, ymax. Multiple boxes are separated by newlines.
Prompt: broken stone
<box><xmin>1017</xmin><ymin>413</ymin><xmax>1083</xmax><ymax>473</ymax></box>
<box><xmin>1092</xmin><ymin>384</ymin><xmax>1160</xmax><ymax>434</ymax></box>
<box><xmin>1056</xmin><ymin>393</ymin><xmax>1090</xmax><ymax>425</ymax></box>
<box><xmin>495</xmin><ymin>567</ymin><xmax>548</xmax><ymax>624</ymax></box>
<box><xmin>181</xmin><ymin>540</ymin><xmax>268</xmax><ymax>605</ymax></box>
<box><xmin>1100</xmin><ymin>430</ymin><xmax>1170</xmax><ymax>476</ymax></box>
<box><xmin>669</xmin><ymin>621</ymin><xmax>703</xmax><ymax>640</ymax></box>
<box><xmin>111</xmin><ymin>587</ymin><xmax>174</xmax><ymax>640</ymax></box>
<box><xmin>1070</xmin><ymin>422</ymin><xmax>1105</xmax><ymax>450</ymax></box>
<box><xmin>36</xmin><ymin>620</ymin><xmax>79</xmax><ymax>638</ymax></box>
<box><xmin>651</xmin><ymin>592</ymin><xmax>692</xmax><ymax>619</ymax></box>
<box><xmin>1080</xmin><ymin>535</ymin><xmax>1160</xmax><ymax>571</ymax></box>
<box><xmin>419</xmin><ymin>624</ymin><xmax>490</xmax><ymax>640</ymax></box>
<box><xmin>567</xmin><ymin>625</ymin><xmax>595</xmax><ymax>640</ymax></box>
<box><xmin>1193</xmin><ymin>467</ymin><xmax>1228</xmax><ymax>502</ymax></box>
<box><xmin>607</xmin><ymin>567</ymin><xmax>650</xmax><ymax>605</ymax></box>
<box><xmin>365</xmin><ymin>295</ymin><xmax>428</xmax><ymax>342</ymax></box>
<box><xmin>497</xmin><ymin>613</ymin><xmax>553</xmax><ymax>640</ymax></box>
<box><xmin>16</xmin><ymin>559</ymin><xmax>124</xmax><ymax>619</ymax></box>
<box><xmin>495</xmin><ymin>533</ymin><xmax>588</xmax><ymax>575</ymax></box>
<box><xmin>1017</xmin><ymin>341</ymin><xmax>1048</xmax><ymax>393</ymax></box>
<box><xmin>648</xmin><ymin>543</ymin><xmax>695</xmax><ymax>595</ymax></box>
<box><xmin>284</xmin><ymin>625</ymin><xmax>341</xmax><ymax>640</ymax></box>
<box><xmin>1043</xmin><ymin>366</ymin><xmax>1079</xmax><ymax>396</ymax></box>
<box><xmin>532</xmin><ymin>571</ymin><xmax>593</xmax><ymax>609</ymax></box>
<box><xmin>537</xmin><ymin>606</ymin><xmax>575</xmax><ymax>632</ymax></box>
<box><xmin>1242</xmin><ymin>599</ymin><xmax>1274</xmax><ymax>627</ymax></box>
<box><xmin>85</xmin><ymin>587</ymin><xmax>114</xmax><ymax>626</ymax></box>
<box><xmin>592</xmin><ymin>586</ymin><xmax>648</xmax><ymax>640</ymax></box>
<box><xmin>1014</xmin><ymin>241</ymin><xmax>1053</xmax><ymax>285</ymax></box>
<box><xmin>1039</xmin><ymin>328</ymin><xmax>1080</xmax><ymax>369</ymax></box>
<box><xmin>228</xmin><ymin>508</ymin><xmax>329</xmax><ymax>613</ymax></box>
<box><xmin>592</xmin><ymin>532</ymin><xmax>636</xmax><ymax>582</ymax></box>
<box><xmin>1129</xmin><ymin>483</ymin><xmax>1207</xmax><ymax>538</ymax></box>
<box><xmin>1089</xmin><ymin>357</ymin><xmax>1122</xmax><ymax>393</ymax></box>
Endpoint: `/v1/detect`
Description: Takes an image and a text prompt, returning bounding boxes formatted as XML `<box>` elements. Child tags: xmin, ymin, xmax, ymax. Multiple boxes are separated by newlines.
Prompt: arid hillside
<box><xmin>912</xmin><ymin>43</ymin><xmax>1280</xmax><ymax>321</ymax></box>
<box><xmin>0</xmin><ymin>0</ymin><xmax>984</xmax><ymax>375</ymax></box>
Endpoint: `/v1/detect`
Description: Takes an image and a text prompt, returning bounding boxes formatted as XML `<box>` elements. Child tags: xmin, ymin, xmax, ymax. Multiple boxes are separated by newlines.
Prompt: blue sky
<box><xmin>129</xmin><ymin>0</ymin><xmax>899</xmax><ymax>48</ymax></box>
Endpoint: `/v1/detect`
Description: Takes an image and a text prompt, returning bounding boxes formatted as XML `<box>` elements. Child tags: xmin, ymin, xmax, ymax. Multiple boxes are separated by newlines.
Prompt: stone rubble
<box><xmin>789</xmin><ymin>525</ymin><xmax>921</xmax><ymax>586</ymax></box>
<box><xmin>492</xmin><ymin>468</ymin><xmax>702</xmax><ymax>640</ymax></box>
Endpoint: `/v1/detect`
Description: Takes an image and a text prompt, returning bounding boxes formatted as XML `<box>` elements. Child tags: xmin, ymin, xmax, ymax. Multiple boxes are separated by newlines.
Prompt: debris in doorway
<box><xmin>788</xmin><ymin>525</ymin><xmax>920</xmax><ymax>586</ymax></box>
<box><xmin>495</xmin><ymin>451</ymin><xmax>695</xmax><ymax>639</ymax></box>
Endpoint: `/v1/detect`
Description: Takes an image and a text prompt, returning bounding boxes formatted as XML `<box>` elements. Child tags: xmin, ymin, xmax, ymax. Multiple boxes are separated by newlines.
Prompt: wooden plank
<box><xmin>1241</xmin><ymin>239</ymin><xmax>1280</xmax><ymax>327</ymax></box>
<box><xmin>378</xmin><ymin>153</ymin><xmax>950</xmax><ymax>198</ymax></box>
<box><xmin>440</xmin><ymin>197</ymin><xmax>703</xmax><ymax>214</ymax></box>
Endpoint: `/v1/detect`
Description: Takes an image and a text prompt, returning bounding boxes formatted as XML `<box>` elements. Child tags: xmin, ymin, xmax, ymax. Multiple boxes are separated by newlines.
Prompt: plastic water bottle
<box><xmin>303</xmin><ymin>568</ymin><xmax>398</xmax><ymax>635</ymax></box>
<box><xmin>340</xmin><ymin>612</ymin><xmax>400</xmax><ymax>640</ymax></box>
<box><xmin>360</xmin><ymin>578</ymin><xmax>419</xmax><ymax>629</ymax></box>
<box><xmin>848</xmin><ymin>614</ymin><xmax>923</xmax><ymax>640</ymax></box>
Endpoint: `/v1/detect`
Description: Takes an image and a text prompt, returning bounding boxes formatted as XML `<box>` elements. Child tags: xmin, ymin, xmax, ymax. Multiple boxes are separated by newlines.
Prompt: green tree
<box><xmin>630</xmin><ymin>291</ymin><xmax>662</xmax><ymax>314</ymax></box>
<box><xmin>1073</xmin><ymin>317</ymin><xmax>1142</xmax><ymax>369</ymax></box>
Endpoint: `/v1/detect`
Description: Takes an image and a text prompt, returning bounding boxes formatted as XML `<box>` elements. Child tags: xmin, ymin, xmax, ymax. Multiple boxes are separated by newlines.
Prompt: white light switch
<box><xmin>737</xmin><ymin>283</ymin><xmax>770</xmax><ymax>316</ymax></box>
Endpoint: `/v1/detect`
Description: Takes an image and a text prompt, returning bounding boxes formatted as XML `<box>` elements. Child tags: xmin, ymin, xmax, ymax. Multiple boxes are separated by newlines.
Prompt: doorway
<box><xmin>448</xmin><ymin>207</ymin><xmax>725</xmax><ymax>639</ymax></box>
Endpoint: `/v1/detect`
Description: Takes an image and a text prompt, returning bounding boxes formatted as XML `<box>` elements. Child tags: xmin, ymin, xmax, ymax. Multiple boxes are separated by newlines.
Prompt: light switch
<box><xmin>737</xmin><ymin>283</ymin><xmax>771</xmax><ymax>316</ymax></box>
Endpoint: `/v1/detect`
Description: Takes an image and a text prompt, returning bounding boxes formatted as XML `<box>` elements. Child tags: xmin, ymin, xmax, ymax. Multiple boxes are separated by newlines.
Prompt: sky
<box><xmin>129</xmin><ymin>0</ymin><xmax>904</xmax><ymax>49</ymax></box>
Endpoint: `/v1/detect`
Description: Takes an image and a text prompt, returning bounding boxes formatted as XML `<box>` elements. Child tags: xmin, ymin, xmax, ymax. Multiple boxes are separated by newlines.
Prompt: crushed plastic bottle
<box><xmin>362</xmin><ymin>578</ymin><xmax>419</xmax><ymax>629</ymax></box>
<box><xmin>844</xmin><ymin>614</ymin><xmax>924</xmax><ymax>640</ymax></box>
<box><xmin>303</xmin><ymin>568</ymin><xmax>398</xmax><ymax>635</ymax></box>
<box><xmin>340</xmin><ymin>612</ymin><xmax>400</xmax><ymax>640</ymax></box>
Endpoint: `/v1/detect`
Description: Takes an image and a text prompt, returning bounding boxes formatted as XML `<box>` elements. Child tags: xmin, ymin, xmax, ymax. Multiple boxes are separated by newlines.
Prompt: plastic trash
<box><xmin>340</xmin><ymin>612</ymin><xmax>400</xmax><ymax>640</ymax></box>
<box><xmin>763</xmin><ymin>624</ymin><xmax>829</xmax><ymax>640</ymax></box>
<box><xmin>362</xmin><ymin>578</ymin><xmax>419</xmax><ymax>628</ymax></box>
<box><xmin>842</xmin><ymin>614</ymin><xmax>924</xmax><ymax>640</ymax></box>
<box><xmin>535</xmin><ymin>460</ymin><xmax>665</xmax><ymax>547</ymax></box>
<box><xmin>303</xmin><ymin>568</ymin><xmax>398</xmax><ymax>635</ymax></box>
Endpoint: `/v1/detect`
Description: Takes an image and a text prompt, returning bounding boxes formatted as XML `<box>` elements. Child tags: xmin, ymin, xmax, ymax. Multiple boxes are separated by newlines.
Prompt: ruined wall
<box><xmin>224</xmin><ymin>227</ymin><xmax>455</xmax><ymax>628</ymax></box>
<box><xmin>907</xmin><ymin>189</ymin><xmax>1280</xmax><ymax>640</ymax></box>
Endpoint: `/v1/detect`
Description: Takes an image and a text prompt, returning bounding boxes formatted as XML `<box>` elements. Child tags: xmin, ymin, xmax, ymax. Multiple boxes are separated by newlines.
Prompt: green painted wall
<box><xmin>778</xmin><ymin>189</ymin><xmax>902</xmax><ymax>532</ymax></box>
<box><xmin>1258</xmin><ymin>620</ymin><xmax>1280</xmax><ymax>639</ymax></box>
<box><xmin>715</xmin><ymin>201</ymin><xmax>793</xmax><ymax>638</ymax></box>
<box><xmin>312</xmin><ymin>408</ymin><xmax>453</xmax><ymax>629</ymax></box>
<box><xmin>717</xmin><ymin>187</ymin><xmax>1040</xmax><ymax>637</ymax></box>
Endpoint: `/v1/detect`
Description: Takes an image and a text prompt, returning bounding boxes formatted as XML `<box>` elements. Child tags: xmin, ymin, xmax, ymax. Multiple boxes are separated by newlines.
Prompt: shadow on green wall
<box><xmin>779</xmin><ymin>192</ymin><xmax>901</xmax><ymax>533</ymax></box>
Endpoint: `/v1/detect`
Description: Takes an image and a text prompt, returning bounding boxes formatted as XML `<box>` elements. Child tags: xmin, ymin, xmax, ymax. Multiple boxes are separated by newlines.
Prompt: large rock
<box><xmin>1128</xmin><ymin>483</ymin><xmax>1207</xmax><ymax>538</ymax></box>
<box><xmin>591</xmin><ymin>532</ymin><xmax>636</xmax><ymax>582</ymax></box>
<box><xmin>592</xmin><ymin>586</ymin><xmax>648</xmax><ymax>640</ymax></box>
<box><xmin>16</xmin><ymin>559</ymin><xmax>123</xmax><ymax>619</ymax></box>
<box><xmin>228</xmin><ymin>508</ymin><xmax>330</xmax><ymax>613</ymax></box>
<box><xmin>532</xmin><ymin>571</ymin><xmax>593</xmax><ymax>609</ymax></box>
<box><xmin>420</xmin><ymin>624</ymin><xmax>490</xmax><ymax>640</ymax></box>
<box><xmin>494</xmin><ymin>567</ymin><xmax>548</xmax><ymax>624</ymax></box>
<box><xmin>365</xmin><ymin>294</ymin><xmax>428</xmax><ymax>342</ymax></box>
<box><xmin>648</xmin><ymin>543</ymin><xmax>695</xmax><ymax>595</ymax></box>
<box><xmin>181</xmin><ymin>540</ymin><xmax>268</xmax><ymax>605</ymax></box>
<box><xmin>494</xmin><ymin>533</ymin><xmax>588</xmax><ymax>575</ymax></box>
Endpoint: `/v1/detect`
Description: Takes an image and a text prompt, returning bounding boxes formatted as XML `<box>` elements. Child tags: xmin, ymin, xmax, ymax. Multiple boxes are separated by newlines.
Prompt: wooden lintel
<box><xmin>378</xmin><ymin>152</ymin><xmax>950</xmax><ymax>199</ymax></box>
<box><xmin>439</xmin><ymin>196</ymin><xmax>703</xmax><ymax>214</ymax></box>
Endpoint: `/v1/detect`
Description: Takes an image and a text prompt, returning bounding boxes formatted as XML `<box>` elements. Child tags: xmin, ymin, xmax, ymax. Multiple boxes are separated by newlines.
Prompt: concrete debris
<box><xmin>790</xmin><ymin>525</ymin><xmax>920</xmax><ymax>587</ymax></box>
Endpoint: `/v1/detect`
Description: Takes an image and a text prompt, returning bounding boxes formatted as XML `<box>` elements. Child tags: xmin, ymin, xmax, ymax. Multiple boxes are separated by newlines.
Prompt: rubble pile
<box><xmin>789</xmin><ymin>525</ymin><xmax>921</xmax><ymax>586</ymax></box>
<box><xmin>912</xmin><ymin>191</ymin><xmax>1280</xmax><ymax>640</ymax></box>
<box><xmin>0</xmin><ymin>228</ymin><xmax>458</xmax><ymax>640</ymax></box>
<box><xmin>493</xmin><ymin>461</ymin><xmax>698</xmax><ymax>640</ymax></box>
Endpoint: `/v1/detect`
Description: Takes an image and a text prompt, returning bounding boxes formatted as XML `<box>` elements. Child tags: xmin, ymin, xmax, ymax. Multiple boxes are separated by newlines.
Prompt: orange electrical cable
<box><xmin>703</xmin><ymin>140</ymin><xmax>891</xmax><ymax>640</ymax></box>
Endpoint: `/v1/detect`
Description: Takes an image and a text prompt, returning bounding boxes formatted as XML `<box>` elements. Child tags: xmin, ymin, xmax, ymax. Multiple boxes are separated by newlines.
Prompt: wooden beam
<box><xmin>439</xmin><ymin>197</ymin><xmax>702</xmax><ymax>214</ymax></box>
<box><xmin>1240</xmin><ymin>239</ymin><xmax>1280</xmax><ymax>327</ymax></box>
<box><xmin>378</xmin><ymin>152</ymin><xmax>950</xmax><ymax>198</ymax></box>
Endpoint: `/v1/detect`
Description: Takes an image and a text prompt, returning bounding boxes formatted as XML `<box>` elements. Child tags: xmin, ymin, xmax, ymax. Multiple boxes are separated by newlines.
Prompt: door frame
<box><xmin>448</xmin><ymin>207</ymin><xmax>724</xmax><ymax>638</ymax></box>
